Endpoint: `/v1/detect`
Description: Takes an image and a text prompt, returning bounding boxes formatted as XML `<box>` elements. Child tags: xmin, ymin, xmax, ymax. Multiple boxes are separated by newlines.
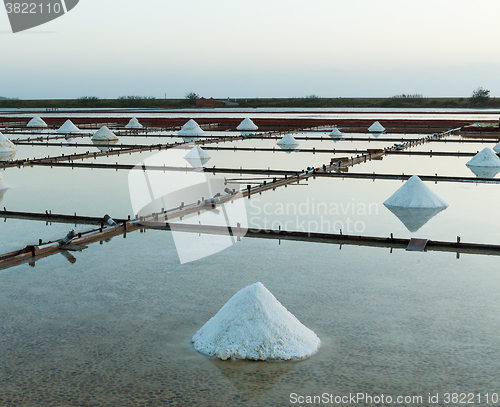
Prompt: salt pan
<box><xmin>192</xmin><ymin>282</ymin><xmax>320</xmax><ymax>361</ymax></box>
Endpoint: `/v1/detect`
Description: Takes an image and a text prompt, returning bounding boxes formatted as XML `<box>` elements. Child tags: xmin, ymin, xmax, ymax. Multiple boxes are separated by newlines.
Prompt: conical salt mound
<box><xmin>184</xmin><ymin>145</ymin><xmax>210</xmax><ymax>160</ymax></box>
<box><xmin>92</xmin><ymin>126</ymin><xmax>119</xmax><ymax>141</ymax></box>
<box><xmin>57</xmin><ymin>120</ymin><xmax>81</xmax><ymax>134</ymax></box>
<box><xmin>178</xmin><ymin>119</ymin><xmax>205</xmax><ymax>138</ymax></box>
<box><xmin>125</xmin><ymin>117</ymin><xmax>143</xmax><ymax>129</ymax></box>
<box><xmin>237</xmin><ymin>118</ymin><xmax>258</xmax><ymax>131</ymax></box>
<box><xmin>493</xmin><ymin>142</ymin><xmax>500</xmax><ymax>154</ymax></box>
<box><xmin>27</xmin><ymin>115</ymin><xmax>48</xmax><ymax>128</ymax></box>
<box><xmin>467</xmin><ymin>165</ymin><xmax>500</xmax><ymax>179</ymax></box>
<box><xmin>466</xmin><ymin>148</ymin><xmax>500</xmax><ymax>167</ymax></box>
<box><xmin>384</xmin><ymin>175</ymin><xmax>448</xmax><ymax>208</ymax></box>
<box><xmin>184</xmin><ymin>145</ymin><xmax>211</xmax><ymax>167</ymax></box>
<box><xmin>0</xmin><ymin>132</ymin><xmax>16</xmax><ymax>152</ymax></box>
<box><xmin>329</xmin><ymin>127</ymin><xmax>343</xmax><ymax>138</ymax></box>
<box><xmin>368</xmin><ymin>121</ymin><xmax>385</xmax><ymax>133</ymax></box>
<box><xmin>277</xmin><ymin>133</ymin><xmax>299</xmax><ymax>149</ymax></box>
<box><xmin>192</xmin><ymin>282</ymin><xmax>320</xmax><ymax>361</ymax></box>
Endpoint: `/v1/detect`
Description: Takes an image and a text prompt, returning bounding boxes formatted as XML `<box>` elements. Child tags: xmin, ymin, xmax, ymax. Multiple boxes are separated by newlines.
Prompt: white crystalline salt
<box><xmin>493</xmin><ymin>142</ymin><xmax>500</xmax><ymax>154</ymax></box>
<box><xmin>178</xmin><ymin>119</ymin><xmax>205</xmax><ymax>137</ymax></box>
<box><xmin>466</xmin><ymin>148</ymin><xmax>500</xmax><ymax>167</ymax></box>
<box><xmin>329</xmin><ymin>127</ymin><xmax>343</xmax><ymax>138</ymax></box>
<box><xmin>184</xmin><ymin>145</ymin><xmax>210</xmax><ymax>160</ymax></box>
<box><xmin>368</xmin><ymin>121</ymin><xmax>385</xmax><ymax>133</ymax></box>
<box><xmin>384</xmin><ymin>175</ymin><xmax>448</xmax><ymax>208</ymax></box>
<box><xmin>57</xmin><ymin>120</ymin><xmax>81</xmax><ymax>134</ymax></box>
<box><xmin>192</xmin><ymin>282</ymin><xmax>320</xmax><ymax>361</ymax></box>
<box><xmin>277</xmin><ymin>133</ymin><xmax>299</xmax><ymax>148</ymax></box>
<box><xmin>0</xmin><ymin>132</ymin><xmax>16</xmax><ymax>152</ymax></box>
<box><xmin>92</xmin><ymin>126</ymin><xmax>119</xmax><ymax>141</ymax></box>
<box><xmin>125</xmin><ymin>117</ymin><xmax>143</xmax><ymax>129</ymax></box>
<box><xmin>237</xmin><ymin>118</ymin><xmax>258</xmax><ymax>131</ymax></box>
<box><xmin>27</xmin><ymin>115</ymin><xmax>48</xmax><ymax>128</ymax></box>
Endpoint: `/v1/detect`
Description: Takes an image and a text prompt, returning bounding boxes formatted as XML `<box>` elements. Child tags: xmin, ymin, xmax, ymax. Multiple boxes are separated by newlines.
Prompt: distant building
<box><xmin>196</xmin><ymin>97</ymin><xmax>216</xmax><ymax>107</ymax></box>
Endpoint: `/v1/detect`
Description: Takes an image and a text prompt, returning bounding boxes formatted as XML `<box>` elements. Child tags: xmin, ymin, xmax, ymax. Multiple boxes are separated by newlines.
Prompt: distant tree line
<box><xmin>391</xmin><ymin>94</ymin><xmax>424</xmax><ymax>99</ymax></box>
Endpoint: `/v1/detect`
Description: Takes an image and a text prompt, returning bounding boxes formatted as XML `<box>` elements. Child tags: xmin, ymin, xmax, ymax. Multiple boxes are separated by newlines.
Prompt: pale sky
<box><xmin>1</xmin><ymin>0</ymin><xmax>499</xmax><ymax>99</ymax></box>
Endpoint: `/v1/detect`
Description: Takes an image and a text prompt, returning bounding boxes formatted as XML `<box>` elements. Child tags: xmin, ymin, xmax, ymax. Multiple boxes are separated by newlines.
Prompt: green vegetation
<box><xmin>470</xmin><ymin>87</ymin><xmax>491</xmax><ymax>106</ymax></box>
<box><xmin>0</xmin><ymin>96</ymin><xmax>499</xmax><ymax>109</ymax></box>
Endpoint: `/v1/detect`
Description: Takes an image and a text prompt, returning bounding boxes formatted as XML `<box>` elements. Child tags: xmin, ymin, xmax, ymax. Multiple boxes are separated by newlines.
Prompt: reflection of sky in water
<box><xmin>1</xmin><ymin>230</ymin><xmax>500</xmax><ymax>404</ymax></box>
<box><xmin>244</xmin><ymin>177</ymin><xmax>500</xmax><ymax>244</ymax></box>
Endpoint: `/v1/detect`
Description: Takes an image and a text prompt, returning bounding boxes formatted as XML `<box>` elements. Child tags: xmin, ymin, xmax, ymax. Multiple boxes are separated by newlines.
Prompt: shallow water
<box><xmin>1</xmin><ymin>112</ymin><xmax>500</xmax><ymax>406</ymax></box>
<box><xmin>1</xmin><ymin>231</ymin><xmax>500</xmax><ymax>406</ymax></box>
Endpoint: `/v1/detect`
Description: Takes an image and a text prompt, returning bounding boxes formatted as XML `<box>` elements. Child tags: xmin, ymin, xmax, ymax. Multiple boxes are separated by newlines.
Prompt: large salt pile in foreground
<box><xmin>125</xmin><ymin>117</ymin><xmax>143</xmax><ymax>129</ymax></box>
<box><xmin>192</xmin><ymin>282</ymin><xmax>320</xmax><ymax>361</ymax></box>
<box><xmin>237</xmin><ymin>118</ymin><xmax>258</xmax><ymax>131</ymax></box>
<box><xmin>57</xmin><ymin>120</ymin><xmax>81</xmax><ymax>135</ymax></box>
<box><xmin>368</xmin><ymin>121</ymin><xmax>385</xmax><ymax>133</ymax></box>
<box><xmin>27</xmin><ymin>115</ymin><xmax>47</xmax><ymax>128</ymax></box>
<box><xmin>92</xmin><ymin>126</ymin><xmax>119</xmax><ymax>141</ymax></box>
<box><xmin>0</xmin><ymin>132</ymin><xmax>16</xmax><ymax>152</ymax></box>
<box><xmin>384</xmin><ymin>175</ymin><xmax>448</xmax><ymax>208</ymax></box>
<box><xmin>466</xmin><ymin>148</ymin><xmax>500</xmax><ymax>167</ymax></box>
<box><xmin>277</xmin><ymin>133</ymin><xmax>299</xmax><ymax>149</ymax></box>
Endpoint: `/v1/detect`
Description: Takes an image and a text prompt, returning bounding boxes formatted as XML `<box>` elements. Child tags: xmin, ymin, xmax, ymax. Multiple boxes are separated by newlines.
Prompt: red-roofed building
<box><xmin>196</xmin><ymin>97</ymin><xmax>216</xmax><ymax>107</ymax></box>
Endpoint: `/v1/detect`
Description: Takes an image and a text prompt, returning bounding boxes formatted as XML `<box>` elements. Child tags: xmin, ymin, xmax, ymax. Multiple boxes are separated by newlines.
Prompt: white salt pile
<box><xmin>277</xmin><ymin>133</ymin><xmax>299</xmax><ymax>149</ymax></box>
<box><xmin>466</xmin><ymin>148</ymin><xmax>500</xmax><ymax>167</ymax></box>
<box><xmin>184</xmin><ymin>145</ymin><xmax>211</xmax><ymax>167</ymax></box>
<box><xmin>237</xmin><ymin>118</ymin><xmax>258</xmax><ymax>131</ymax></box>
<box><xmin>493</xmin><ymin>142</ymin><xmax>500</xmax><ymax>154</ymax></box>
<box><xmin>384</xmin><ymin>175</ymin><xmax>448</xmax><ymax>208</ymax></box>
<box><xmin>57</xmin><ymin>120</ymin><xmax>81</xmax><ymax>135</ymax></box>
<box><xmin>368</xmin><ymin>121</ymin><xmax>385</xmax><ymax>133</ymax></box>
<box><xmin>192</xmin><ymin>282</ymin><xmax>320</xmax><ymax>361</ymax></box>
<box><xmin>92</xmin><ymin>126</ymin><xmax>119</xmax><ymax>141</ymax></box>
<box><xmin>329</xmin><ymin>127</ymin><xmax>343</xmax><ymax>138</ymax></box>
<box><xmin>0</xmin><ymin>132</ymin><xmax>16</xmax><ymax>152</ymax></box>
<box><xmin>27</xmin><ymin>115</ymin><xmax>48</xmax><ymax>128</ymax></box>
<box><xmin>125</xmin><ymin>117</ymin><xmax>143</xmax><ymax>129</ymax></box>
<box><xmin>178</xmin><ymin>119</ymin><xmax>205</xmax><ymax>141</ymax></box>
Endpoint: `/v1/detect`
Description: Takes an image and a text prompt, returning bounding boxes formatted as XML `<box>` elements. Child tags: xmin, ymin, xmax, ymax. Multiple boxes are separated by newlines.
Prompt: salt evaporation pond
<box><xmin>1</xmin><ymin>109</ymin><xmax>500</xmax><ymax>406</ymax></box>
<box><xmin>1</xmin><ymin>231</ymin><xmax>500</xmax><ymax>405</ymax></box>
